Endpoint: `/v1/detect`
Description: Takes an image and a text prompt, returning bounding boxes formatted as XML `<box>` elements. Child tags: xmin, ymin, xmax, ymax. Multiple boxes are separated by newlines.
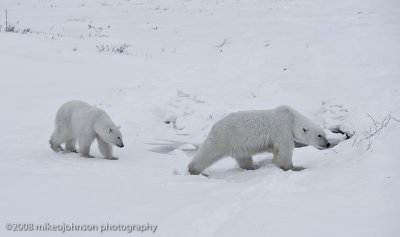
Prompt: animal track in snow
<box><xmin>315</xmin><ymin>101</ymin><xmax>355</xmax><ymax>146</ymax></box>
<box><xmin>161</xmin><ymin>90</ymin><xmax>213</xmax><ymax>137</ymax></box>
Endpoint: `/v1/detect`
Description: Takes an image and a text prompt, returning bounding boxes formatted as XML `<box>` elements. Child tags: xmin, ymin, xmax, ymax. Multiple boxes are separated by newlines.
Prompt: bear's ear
<box><xmin>303</xmin><ymin>128</ymin><xmax>308</xmax><ymax>134</ymax></box>
<box><xmin>117</xmin><ymin>125</ymin><xmax>121</xmax><ymax>129</ymax></box>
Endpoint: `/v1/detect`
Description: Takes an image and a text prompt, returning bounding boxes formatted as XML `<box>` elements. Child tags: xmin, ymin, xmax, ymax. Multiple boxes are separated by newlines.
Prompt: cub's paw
<box><xmin>63</xmin><ymin>149</ymin><xmax>78</xmax><ymax>154</ymax></box>
<box><xmin>81</xmin><ymin>154</ymin><xmax>95</xmax><ymax>158</ymax></box>
<box><xmin>52</xmin><ymin>146</ymin><xmax>65</xmax><ymax>152</ymax></box>
<box><xmin>49</xmin><ymin>141</ymin><xmax>64</xmax><ymax>153</ymax></box>
<box><xmin>105</xmin><ymin>156</ymin><xmax>119</xmax><ymax>160</ymax></box>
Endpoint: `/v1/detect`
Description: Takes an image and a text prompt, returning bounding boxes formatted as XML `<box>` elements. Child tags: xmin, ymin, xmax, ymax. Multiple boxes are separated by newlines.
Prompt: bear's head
<box><xmin>296</xmin><ymin>126</ymin><xmax>330</xmax><ymax>150</ymax></box>
<box><xmin>100</xmin><ymin>126</ymin><xmax>124</xmax><ymax>148</ymax></box>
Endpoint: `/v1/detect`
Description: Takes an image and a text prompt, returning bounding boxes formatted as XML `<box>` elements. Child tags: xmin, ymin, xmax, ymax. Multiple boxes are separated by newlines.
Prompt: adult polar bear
<box><xmin>49</xmin><ymin>100</ymin><xmax>124</xmax><ymax>160</ymax></box>
<box><xmin>188</xmin><ymin>105</ymin><xmax>330</xmax><ymax>174</ymax></box>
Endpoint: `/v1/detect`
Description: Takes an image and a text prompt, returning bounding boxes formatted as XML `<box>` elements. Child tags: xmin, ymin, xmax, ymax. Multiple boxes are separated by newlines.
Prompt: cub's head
<box><xmin>297</xmin><ymin>127</ymin><xmax>330</xmax><ymax>150</ymax></box>
<box><xmin>102</xmin><ymin>126</ymin><xmax>124</xmax><ymax>148</ymax></box>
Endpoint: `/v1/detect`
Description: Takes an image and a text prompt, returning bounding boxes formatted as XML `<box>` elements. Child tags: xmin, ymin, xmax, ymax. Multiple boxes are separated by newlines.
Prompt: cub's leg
<box><xmin>234</xmin><ymin>156</ymin><xmax>255</xmax><ymax>170</ymax></box>
<box><xmin>97</xmin><ymin>137</ymin><xmax>118</xmax><ymax>160</ymax></box>
<box><xmin>64</xmin><ymin>138</ymin><xmax>78</xmax><ymax>153</ymax></box>
<box><xmin>188</xmin><ymin>139</ymin><xmax>225</xmax><ymax>175</ymax></box>
<box><xmin>79</xmin><ymin>133</ymin><xmax>96</xmax><ymax>158</ymax></box>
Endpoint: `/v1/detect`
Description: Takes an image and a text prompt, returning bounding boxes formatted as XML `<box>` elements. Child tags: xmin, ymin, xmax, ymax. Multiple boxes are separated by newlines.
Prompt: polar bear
<box><xmin>188</xmin><ymin>105</ymin><xmax>330</xmax><ymax>174</ymax></box>
<box><xmin>49</xmin><ymin>100</ymin><xmax>124</xmax><ymax>160</ymax></box>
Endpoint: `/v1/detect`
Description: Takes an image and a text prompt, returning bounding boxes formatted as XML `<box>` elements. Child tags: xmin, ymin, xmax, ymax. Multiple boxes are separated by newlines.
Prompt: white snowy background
<box><xmin>0</xmin><ymin>0</ymin><xmax>399</xmax><ymax>236</ymax></box>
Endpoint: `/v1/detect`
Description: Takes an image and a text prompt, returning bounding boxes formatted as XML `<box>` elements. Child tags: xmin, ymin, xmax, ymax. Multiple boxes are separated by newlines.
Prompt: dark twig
<box><xmin>358</xmin><ymin>114</ymin><xmax>391</xmax><ymax>144</ymax></box>
<box><xmin>356</xmin><ymin>114</ymin><xmax>398</xmax><ymax>150</ymax></box>
<box><xmin>216</xmin><ymin>39</ymin><xmax>229</xmax><ymax>48</ymax></box>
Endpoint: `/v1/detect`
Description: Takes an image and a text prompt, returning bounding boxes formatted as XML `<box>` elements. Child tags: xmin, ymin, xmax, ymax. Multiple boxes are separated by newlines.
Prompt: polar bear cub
<box><xmin>188</xmin><ymin>105</ymin><xmax>330</xmax><ymax>174</ymax></box>
<box><xmin>49</xmin><ymin>100</ymin><xmax>124</xmax><ymax>160</ymax></box>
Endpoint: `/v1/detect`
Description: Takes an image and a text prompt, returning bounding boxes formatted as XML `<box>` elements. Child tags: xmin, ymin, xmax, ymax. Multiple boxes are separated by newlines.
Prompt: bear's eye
<box><xmin>117</xmin><ymin>137</ymin><xmax>121</xmax><ymax>139</ymax></box>
<box><xmin>318</xmin><ymin>135</ymin><xmax>322</xmax><ymax>138</ymax></box>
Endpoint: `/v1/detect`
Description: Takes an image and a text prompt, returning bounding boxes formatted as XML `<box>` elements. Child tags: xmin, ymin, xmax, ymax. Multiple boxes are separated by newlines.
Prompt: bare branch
<box><xmin>216</xmin><ymin>38</ymin><xmax>230</xmax><ymax>49</ymax></box>
<box><xmin>356</xmin><ymin>114</ymin><xmax>394</xmax><ymax>150</ymax></box>
<box><xmin>352</xmin><ymin>134</ymin><xmax>358</xmax><ymax>147</ymax></box>
<box><xmin>367</xmin><ymin>114</ymin><xmax>378</xmax><ymax>129</ymax></box>
<box><xmin>366</xmin><ymin>139</ymin><xmax>373</xmax><ymax>151</ymax></box>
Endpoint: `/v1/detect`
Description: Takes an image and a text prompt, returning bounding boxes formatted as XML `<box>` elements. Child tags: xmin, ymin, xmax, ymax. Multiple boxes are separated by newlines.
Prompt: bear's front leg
<box><xmin>79</xmin><ymin>134</ymin><xmax>95</xmax><ymax>158</ymax></box>
<box><xmin>272</xmin><ymin>146</ymin><xmax>294</xmax><ymax>171</ymax></box>
<box><xmin>97</xmin><ymin>137</ymin><xmax>118</xmax><ymax>160</ymax></box>
<box><xmin>49</xmin><ymin>140</ymin><xmax>64</xmax><ymax>153</ymax></box>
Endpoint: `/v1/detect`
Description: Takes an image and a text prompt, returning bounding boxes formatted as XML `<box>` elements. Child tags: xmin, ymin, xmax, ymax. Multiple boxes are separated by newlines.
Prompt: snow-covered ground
<box><xmin>1</xmin><ymin>0</ymin><xmax>399</xmax><ymax>236</ymax></box>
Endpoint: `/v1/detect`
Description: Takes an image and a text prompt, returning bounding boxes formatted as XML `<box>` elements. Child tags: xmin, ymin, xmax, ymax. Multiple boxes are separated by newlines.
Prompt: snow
<box><xmin>0</xmin><ymin>0</ymin><xmax>399</xmax><ymax>236</ymax></box>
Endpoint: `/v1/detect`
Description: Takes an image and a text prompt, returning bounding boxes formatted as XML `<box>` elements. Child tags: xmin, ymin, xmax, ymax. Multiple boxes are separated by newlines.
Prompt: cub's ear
<box><xmin>117</xmin><ymin>125</ymin><xmax>121</xmax><ymax>129</ymax></box>
<box><xmin>302</xmin><ymin>128</ymin><xmax>308</xmax><ymax>134</ymax></box>
<box><xmin>109</xmin><ymin>128</ymin><xmax>113</xmax><ymax>133</ymax></box>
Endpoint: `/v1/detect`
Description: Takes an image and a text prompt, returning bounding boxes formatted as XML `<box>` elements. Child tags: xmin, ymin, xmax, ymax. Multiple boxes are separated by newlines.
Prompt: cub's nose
<box><xmin>326</xmin><ymin>143</ymin><xmax>331</xmax><ymax>148</ymax></box>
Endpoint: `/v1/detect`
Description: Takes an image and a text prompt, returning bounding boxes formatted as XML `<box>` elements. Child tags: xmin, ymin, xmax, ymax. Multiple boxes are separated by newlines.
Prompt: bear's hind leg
<box><xmin>97</xmin><ymin>137</ymin><xmax>118</xmax><ymax>160</ymax></box>
<box><xmin>234</xmin><ymin>156</ymin><xmax>255</xmax><ymax>170</ymax></box>
<box><xmin>188</xmin><ymin>139</ymin><xmax>225</xmax><ymax>175</ymax></box>
<box><xmin>65</xmin><ymin>138</ymin><xmax>78</xmax><ymax>153</ymax></box>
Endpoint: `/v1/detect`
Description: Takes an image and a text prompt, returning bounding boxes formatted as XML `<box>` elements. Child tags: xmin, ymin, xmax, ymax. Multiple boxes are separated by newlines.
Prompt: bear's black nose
<box><xmin>326</xmin><ymin>143</ymin><xmax>331</xmax><ymax>148</ymax></box>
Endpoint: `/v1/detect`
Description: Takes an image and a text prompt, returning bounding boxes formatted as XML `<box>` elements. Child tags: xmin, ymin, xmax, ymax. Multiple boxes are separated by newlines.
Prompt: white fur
<box><xmin>49</xmin><ymin>100</ymin><xmax>124</xmax><ymax>159</ymax></box>
<box><xmin>188</xmin><ymin>105</ymin><xmax>330</xmax><ymax>174</ymax></box>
